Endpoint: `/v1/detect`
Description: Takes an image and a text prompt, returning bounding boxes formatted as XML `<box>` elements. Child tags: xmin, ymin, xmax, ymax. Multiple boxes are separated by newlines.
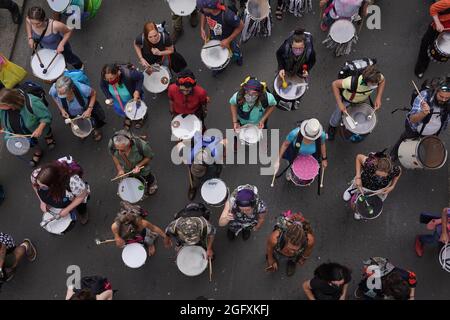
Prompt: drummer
<box><xmin>197</xmin><ymin>0</ymin><xmax>244</xmax><ymax>75</ymax></box>
<box><xmin>276</xmin><ymin>28</ymin><xmax>316</xmax><ymax>80</ymax></box>
<box><xmin>414</xmin><ymin>0</ymin><xmax>450</xmax><ymax>78</ymax></box>
<box><xmin>0</xmin><ymin>233</ymin><xmax>37</xmax><ymax>285</ymax></box>
<box><xmin>170</xmin><ymin>6</ymin><xmax>199</xmax><ymax>43</ymax></box>
<box><xmin>31</xmin><ymin>158</ymin><xmax>90</xmax><ymax>225</ymax></box>
<box><xmin>133</xmin><ymin>21</ymin><xmax>187</xmax><ymax>74</ymax></box>
<box><xmin>219</xmin><ymin>184</ymin><xmax>266</xmax><ymax>241</ymax></box>
<box><xmin>168</xmin><ymin>69</ymin><xmax>209</xmax><ymax>130</ymax></box>
<box><xmin>390</xmin><ymin>79</ymin><xmax>450</xmax><ymax>160</ymax></box>
<box><xmin>111</xmin><ymin>201</ymin><xmax>169</xmax><ymax>257</ymax></box>
<box><xmin>342</xmin><ymin>152</ymin><xmax>401</xmax><ymax>220</ymax></box>
<box><xmin>48</xmin><ymin>0</ymin><xmax>86</xmax><ymax>25</ymax></box>
<box><xmin>319</xmin><ymin>0</ymin><xmax>369</xmax><ymax>32</ymax></box>
<box><xmin>50</xmin><ymin>75</ymin><xmax>105</xmax><ymax>141</ymax></box>
<box><xmin>66</xmin><ymin>275</ymin><xmax>113</xmax><ymax>300</ymax></box>
<box><xmin>25</xmin><ymin>6</ymin><xmax>84</xmax><ymax>70</ymax></box>
<box><xmin>327</xmin><ymin>65</ymin><xmax>385</xmax><ymax>141</ymax></box>
<box><xmin>101</xmin><ymin>63</ymin><xmax>144</xmax><ymax>129</ymax></box>
<box><xmin>415</xmin><ymin>207</ymin><xmax>449</xmax><ymax>257</ymax></box>
<box><xmin>109</xmin><ymin>130</ymin><xmax>158</xmax><ymax>195</ymax></box>
<box><xmin>0</xmin><ymin>88</ymin><xmax>55</xmax><ymax>167</ymax></box>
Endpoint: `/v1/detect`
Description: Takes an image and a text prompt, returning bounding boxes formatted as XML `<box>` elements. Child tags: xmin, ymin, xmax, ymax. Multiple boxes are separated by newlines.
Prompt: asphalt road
<box><xmin>0</xmin><ymin>0</ymin><xmax>449</xmax><ymax>300</ymax></box>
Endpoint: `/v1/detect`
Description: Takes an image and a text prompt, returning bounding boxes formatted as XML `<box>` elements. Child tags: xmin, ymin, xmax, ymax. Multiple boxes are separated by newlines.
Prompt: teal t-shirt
<box><xmin>108</xmin><ymin>83</ymin><xmax>132</xmax><ymax>117</ymax></box>
<box><xmin>286</xmin><ymin>127</ymin><xmax>326</xmax><ymax>156</ymax></box>
<box><xmin>229</xmin><ymin>91</ymin><xmax>277</xmax><ymax>125</ymax></box>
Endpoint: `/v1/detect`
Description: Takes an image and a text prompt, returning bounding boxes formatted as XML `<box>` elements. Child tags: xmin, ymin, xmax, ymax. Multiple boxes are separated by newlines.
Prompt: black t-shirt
<box><xmin>310</xmin><ymin>277</ymin><xmax>345</xmax><ymax>300</ymax></box>
<box><xmin>201</xmin><ymin>9</ymin><xmax>241</xmax><ymax>40</ymax></box>
<box><xmin>135</xmin><ymin>32</ymin><xmax>173</xmax><ymax>65</ymax></box>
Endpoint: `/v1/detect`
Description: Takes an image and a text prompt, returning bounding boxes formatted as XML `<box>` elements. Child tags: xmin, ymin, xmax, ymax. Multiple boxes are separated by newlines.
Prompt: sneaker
<box><xmin>286</xmin><ymin>260</ymin><xmax>297</xmax><ymax>277</ymax></box>
<box><xmin>77</xmin><ymin>210</ymin><xmax>89</xmax><ymax>225</ymax></box>
<box><xmin>189</xmin><ymin>11</ymin><xmax>199</xmax><ymax>27</ymax></box>
<box><xmin>354</xmin><ymin>212</ymin><xmax>362</xmax><ymax>220</ymax></box>
<box><xmin>170</xmin><ymin>29</ymin><xmax>183</xmax><ymax>44</ymax></box>
<box><xmin>343</xmin><ymin>186</ymin><xmax>353</xmax><ymax>201</ymax></box>
<box><xmin>327</xmin><ymin>125</ymin><xmax>336</xmax><ymax>141</ymax></box>
<box><xmin>22</xmin><ymin>239</ymin><xmax>37</xmax><ymax>262</ymax></box>
<box><xmin>415</xmin><ymin>236</ymin><xmax>424</xmax><ymax>257</ymax></box>
<box><xmin>242</xmin><ymin>228</ymin><xmax>251</xmax><ymax>241</ymax></box>
<box><xmin>227</xmin><ymin>229</ymin><xmax>236</xmax><ymax>241</ymax></box>
<box><xmin>148</xmin><ymin>183</ymin><xmax>158</xmax><ymax>195</ymax></box>
<box><xmin>188</xmin><ymin>187</ymin><xmax>197</xmax><ymax>200</ymax></box>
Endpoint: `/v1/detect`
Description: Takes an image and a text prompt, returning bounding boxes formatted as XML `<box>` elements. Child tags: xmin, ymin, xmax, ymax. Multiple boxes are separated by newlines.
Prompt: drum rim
<box><xmin>273</xmin><ymin>75</ymin><xmax>307</xmax><ymax>101</ymax></box>
<box><xmin>31</xmin><ymin>50</ymin><xmax>66</xmax><ymax>81</ymax></box>
<box><xmin>238</xmin><ymin>124</ymin><xmax>263</xmax><ymax>144</ymax></box>
<box><xmin>6</xmin><ymin>137</ymin><xmax>31</xmax><ymax>156</ymax></box>
<box><xmin>167</xmin><ymin>0</ymin><xmax>197</xmax><ymax>16</ymax></box>
<box><xmin>343</xmin><ymin>103</ymin><xmax>377</xmax><ymax>134</ymax></box>
<box><xmin>201</xmin><ymin>40</ymin><xmax>232</xmax><ymax>70</ymax></box>
<box><xmin>200</xmin><ymin>178</ymin><xmax>228</xmax><ymax>205</ymax></box>
<box><xmin>118</xmin><ymin>177</ymin><xmax>146</xmax><ymax>203</ymax></box>
<box><xmin>329</xmin><ymin>19</ymin><xmax>356</xmax><ymax>44</ymax></box>
<box><xmin>43</xmin><ymin>210</ymin><xmax>72</xmax><ymax>233</ymax></box>
<box><xmin>435</xmin><ymin>31</ymin><xmax>450</xmax><ymax>55</ymax></box>
<box><xmin>176</xmin><ymin>245</ymin><xmax>208</xmax><ymax>276</ymax></box>
<box><xmin>124</xmin><ymin>99</ymin><xmax>148</xmax><ymax>120</ymax></box>
<box><xmin>245</xmin><ymin>0</ymin><xmax>271</xmax><ymax>21</ymax></box>
<box><xmin>47</xmin><ymin>0</ymin><xmax>71</xmax><ymax>12</ymax></box>
<box><xmin>439</xmin><ymin>244</ymin><xmax>450</xmax><ymax>272</ymax></box>
<box><xmin>171</xmin><ymin>114</ymin><xmax>202</xmax><ymax>139</ymax></box>
<box><xmin>122</xmin><ymin>243</ymin><xmax>147</xmax><ymax>268</ymax></box>
<box><xmin>71</xmin><ymin>118</ymin><xmax>93</xmax><ymax>138</ymax></box>
<box><xmin>354</xmin><ymin>194</ymin><xmax>383</xmax><ymax>220</ymax></box>
<box><xmin>143</xmin><ymin>66</ymin><xmax>171</xmax><ymax>93</ymax></box>
<box><xmin>417</xmin><ymin>136</ymin><xmax>447</xmax><ymax>169</ymax></box>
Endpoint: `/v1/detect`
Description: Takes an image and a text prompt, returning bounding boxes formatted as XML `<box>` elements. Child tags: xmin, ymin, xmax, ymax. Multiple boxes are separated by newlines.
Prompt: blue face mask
<box><xmin>58</xmin><ymin>93</ymin><xmax>67</xmax><ymax>99</ymax></box>
<box><xmin>244</xmin><ymin>94</ymin><xmax>258</xmax><ymax>106</ymax></box>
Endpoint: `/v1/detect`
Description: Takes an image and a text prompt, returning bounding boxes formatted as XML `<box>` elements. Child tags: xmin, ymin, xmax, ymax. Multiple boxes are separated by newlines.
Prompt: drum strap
<box><xmin>112</xmin><ymin>84</ymin><xmax>125</xmax><ymax>112</ymax></box>
<box><xmin>33</xmin><ymin>20</ymin><xmax>50</xmax><ymax>51</ymax></box>
<box><xmin>60</xmin><ymin>85</ymin><xmax>88</xmax><ymax>115</ymax></box>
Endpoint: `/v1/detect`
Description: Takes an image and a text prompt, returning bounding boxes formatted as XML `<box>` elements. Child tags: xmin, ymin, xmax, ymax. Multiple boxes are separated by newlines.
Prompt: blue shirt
<box><xmin>286</xmin><ymin>127</ymin><xmax>326</xmax><ymax>156</ymax></box>
<box><xmin>50</xmin><ymin>82</ymin><xmax>91</xmax><ymax>117</ymax></box>
<box><xmin>408</xmin><ymin>90</ymin><xmax>449</xmax><ymax>133</ymax></box>
<box><xmin>201</xmin><ymin>8</ymin><xmax>241</xmax><ymax>40</ymax></box>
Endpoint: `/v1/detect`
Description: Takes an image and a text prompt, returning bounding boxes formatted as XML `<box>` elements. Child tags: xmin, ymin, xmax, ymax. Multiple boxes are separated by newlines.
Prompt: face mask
<box><xmin>292</xmin><ymin>48</ymin><xmax>304</xmax><ymax>56</ymax></box>
<box><xmin>244</xmin><ymin>94</ymin><xmax>258</xmax><ymax>105</ymax></box>
<box><xmin>58</xmin><ymin>93</ymin><xmax>67</xmax><ymax>99</ymax></box>
<box><xmin>108</xmin><ymin>77</ymin><xmax>119</xmax><ymax>85</ymax></box>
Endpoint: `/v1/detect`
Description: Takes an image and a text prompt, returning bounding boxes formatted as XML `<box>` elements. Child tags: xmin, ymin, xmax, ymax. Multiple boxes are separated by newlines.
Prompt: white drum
<box><xmin>47</xmin><ymin>0</ymin><xmax>71</xmax><ymax>12</ymax></box>
<box><xmin>41</xmin><ymin>208</ymin><xmax>73</xmax><ymax>235</ymax></box>
<box><xmin>200</xmin><ymin>40</ymin><xmax>232</xmax><ymax>71</ymax></box>
<box><xmin>241</xmin><ymin>0</ymin><xmax>272</xmax><ymax>43</ymax></box>
<box><xmin>171</xmin><ymin>114</ymin><xmax>202</xmax><ymax>140</ymax></box>
<box><xmin>125</xmin><ymin>100</ymin><xmax>148</xmax><ymax>120</ymax></box>
<box><xmin>143</xmin><ymin>65</ymin><xmax>171</xmax><ymax>93</ymax></box>
<box><xmin>167</xmin><ymin>0</ymin><xmax>196</xmax><ymax>16</ymax></box>
<box><xmin>201</xmin><ymin>178</ymin><xmax>228</xmax><ymax>207</ymax></box>
<box><xmin>238</xmin><ymin>124</ymin><xmax>263</xmax><ymax>145</ymax></box>
<box><xmin>122</xmin><ymin>243</ymin><xmax>147</xmax><ymax>268</ymax></box>
<box><xmin>176</xmin><ymin>245</ymin><xmax>208</xmax><ymax>276</ymax></box>
<box><xmin>439</xmin><ymin>244</ymin><xmax>450</xmax><ymax>272</ymax></box>
<box><xmin>323</xmin><ymin>19</ymin><xmax>358</xmax><ymax>56</ymax></box>
<box><xmin>6</xmin><ymin>137</ymin><xmax>30</xmax><ymax>156</ymax></box>
<box><xmin>398</xmin><ymin>136</ymin><xmax>447</xmax><ymax>170</ymax></box>
<box><xmin>31</xmin><ymin>49</ymin><xmax>66</xmax><ymax>82</ymax></box>
<box><xmin>117</xmin><ymin>177</ymin><xmax>146</xmax><ymax>203</ymax></box>
<box><xmin>70</xmin><ymin>117</ymin><xmax>93</xmax><ymax>138</ymax></box>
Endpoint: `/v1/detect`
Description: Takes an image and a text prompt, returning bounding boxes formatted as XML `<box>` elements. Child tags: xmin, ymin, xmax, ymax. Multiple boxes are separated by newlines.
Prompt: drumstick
<box><xmin>94</xmin><ymin>238</ymin><xmax>116</xmax><ymax>245</ymax></box>
<box><xmin>208</xmin><ymin>257</ymin><xmax>212</xmax><ymax>282</ymax></box>
<box><xmin>344</xmin><ymin>112</ymin><xmax>358</xmax><ymax>128</ymax></box>
<box><xmin>110</xmin><ymin>166</ymin><xmax>145</xmax><ymax>182</ymax></box>
<box><xmin>412</xmin><ymin>80</ymin><xmax>425</xmax><ymax>102</ymax></box>
<box><xmin>32</xmin><ymin>43</ymin><xmax>45</xmax><ymax>68</ymax></box>
<box><xmin>187</xmin><ymin>166</ymin><xmax>194</xmax><ymax>189</ymax></box>
<box><xmin>320</xmin><ymin>166</ymin><xmax>325</xmax><ymax>188</ymax></box>
<box><xmin>43</xmin><ymin>51</ymin><xmax>59</xmax><ymax>74</ymax></box>
<box><xmin>270</xmin><ymin>172</ymin><xmax>276</xmax><ymax>187</ymax></box>
<box><xmin>0</xmin><ymin>130</ymin><xmax>33</xmax><ymax>138</ymax></box>
<box><xmin>357</xmin><ymin>187</ymin><xmax>374</xmax><ymax>215</ymax></box>
<box><xmin>202</xmin><ymin>43</ymin><xmax>222</xmax><ymax>50</ymax></box>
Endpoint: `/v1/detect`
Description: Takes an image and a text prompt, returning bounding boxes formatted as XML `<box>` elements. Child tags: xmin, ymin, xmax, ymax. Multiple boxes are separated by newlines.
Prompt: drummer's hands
<box><xmin>322</xmin><ymin>159</ymin><xmax>328</xmax><ymax>169</ymax></box>
<box><xmin>206</xmin><ymin>248</ymin><xmax>214</xmax><ymax>259</ymax></box>
<box><xmin>382</xmin><ymin>186</ymin><xmax>394</xmax><ymax>195</ymax></box>
<box><xmin>279</xmin><ymin>69</ymin><xmax>286</xmax><ymax>79</ymax></box>
<box><xmin>59</xmin><ymin>208</ymin><xmax>70</xmax><ymax>217</ymax></box>
<box><xmin>163</xmin><ymin>236</ymin><xmax>172</xmax><ymax>248</ymax></box>
<box><xmin>220</xmin><ymin>39</ymin><xmax>231</xmax><ymax>49</ymax></box>
<box><xmin>56</xmin><ymin>43</ymin><xmax>65</xmax><ymax>54</ymax></box>
<box><xmin>115</xmin><ymin>237</ymin><xmax>126</xmax><ymax>248</ymax></box>
<box><xmin>28</xmin><ymin>39</ymin><xmax>35</xmax><ymax>49</ymax></box>
<box><xmin>116</xmin><ymin>169</ymin><xmax>125</xmax><ymax>177</ymax></box>
<box><xmin>132</xmin><ymin>166</ymin><xmax>142</xmax><ymax>174</ymax></box>
<box><xmin>233</xmin><ymin>122</ymin><xmax>241</xmax><ymax>132</ymax></box>
<box><xmin>61</xmin><ymin>110</ymin><xmax>70</xmax><ymax>119</ymax></box>
<box><xmin>273</xmin><ymin>158</ymin><xmax>281</xmax><ymax>174</ymax></box>
<box><xmin>302</xmin><ymin>70</ymin><xmax>309</xmax><ymax>78</ymax></box>
<box><xmin>40</xmin><ymin>202</ymin><xmax>47</xmax><ymax>213</ymax></box>
<box><xmin>339</xmin><ymin>102</ymin><xmax>347</xmax><ymax>114</ymax></box>
<box><xmin>436</xmin><ymin>21</ymin><xmax>445</xmax><ymax>33</ymax></box>
<box><xmin>133</xmin><ymin>91</ymin><xmax>141</xmax><ymax>102</ymax></box>
<box><xmin>82</xmin><ymin>109</ymin><xmax>92</xmax><ymax>119</ymax></box>
<box><xmin>31</xmin><ymin>126</ymin><xmax>44</xmax><ymax>138</ymax></box>
<box><xmin>258</xmin><ymin>121</ymin><xmax>265</xmax><ymax>129</ymax></box>
<box><xmin>440</xmin><ymin>231</ymin><xmax>449</xmax><ymax>244</ymax></box>
<box><xmin>355</xmin><ymin>177</ymin><xmax>362</xmax><ymax>189</ymax></box>
<box><xmin>151</xmin><ymin>48</ymin><xmax>162</xmax><ymax>56</ymax></box>
<box><xmin>140</xmin><ymin>57</ymin><xmax>150</xmax><ymax>69</ymax></box>
<box><xmin>201</xmin><ymin>29</ymin><xmax>207</xmax><ymax>42</ymax></box>
<box><xmin>374</xmin><ymin>98</ymin><xmax>382</xmax><ymax>110</ymax></box>
<box><xmin>266</xmin><ymin>260</ymin><xmax>278</xmax><ymax>272</ymax></box>
<box><xmin>420</xmin><ymin>100</ymin><xmax>431</xmax><ymax>115</ymax></box>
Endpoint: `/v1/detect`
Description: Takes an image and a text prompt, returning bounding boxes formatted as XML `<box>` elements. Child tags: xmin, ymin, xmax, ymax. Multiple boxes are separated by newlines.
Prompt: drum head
<box><xmin>125</xmin><ymin>100</ymin><xmax>148</xmax><ymax>120</ymax></box>
<box><xmin>47</xmin><ymin>0</ymin><xmax>71</xmax><ymax>12</ymax></box>
<box><xmin>329</xmin><ymin>20</ymin><xmax>356</xmax><ymax>44</ymax></box>
<box><xmin>418</xmin><ymin>136</ymin><xmax>447</xmax><ymax>169</ymax></box>
<box><xmin>31</xmin><ymin>49</ymin><xmax>65</xmax><ymax>81</ymax></box>
<box><xmin>201</xmin><ymin>178</ymin><xmax>228</xmax><ymax>205</ymax></box>
<box><xmin>436</xmin><ymin>31</ymin><xmax>450</xmax><ymax>56</ymax></box>
<box><xmin>71</xmin><ymin>118</ymin><xmax>93</xmax><ymax>138</ymax></box>
<box><xmin>6</xmin><ymin>137</ymin><xmax>30</xmax><ymax>156</ymax></box>
<box><xmin>201</xmin><ymin>40</ymin><xmax>231</xmax><ymax>70</ymax></box>
<box><xmin>246</xmin><ymin>0</ymin><xmax>270</xmax><ymax>20</ymax></box>
<box><xmin>343</xmin><ymin>103</ymin><xmax>377</xmax><ymax>135</ymax></box>
<box><xmin>122</xmin><ymin>243</ymin><xmax>147</xmax><ymax>268</ymax></box>
<box><xmin>439</xmin><ymin>244</ymin><xmax>450</xmax><ymax>272</ymax></box>
<box><xmin>42</xmin><ymin>209</ymin><xmax>72</xmax><ymax>234</ymax></box>
<box><xmin>171</xmin><ymin>114</ymin><xmax>202</xmax><ymax>140</ymax></box>
<box><xmin>118</xmin><ymin>177</ymin><xmax>145</xmax><ymax>203</ymax></box>
<box><xmin>355</xmin><ymin>194</ymin><xmax>383</xmax><ymax>220</ymax></box>
<box><xmin>167</xmin><ymin>0</ymin><xmax>196</xmax><ymax>16</ymax></box>
<box><xmin>176</xmin><ymin>246</ymin><xmax>208</xmax><ymax>276</ymax></box>
<box><xmin>292</xmin><ymin>155</ymin><xmax>319</xmax><ymax>180</ymax></box>
<box><xmin>239</xmin><ymin>124</ymin><xmax>262</xmax><ymax>144</ymax></box>
<box><xmin>273</xmin><ymin>75</ymin><xmax>307</xmax><ymax>101</ymax></box>
<box><xmin>143</xmin><ymin>65</ymin><xmax>171</xmax><ymax>93</ymax></box>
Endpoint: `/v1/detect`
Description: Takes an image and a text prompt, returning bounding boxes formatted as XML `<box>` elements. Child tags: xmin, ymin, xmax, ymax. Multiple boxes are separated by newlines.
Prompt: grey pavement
<box><xmin>0</xmin><ymin>0</ymin><xmax>449</xmax><ymax>300</ymax></box>
<box><xmin>0</xmin><ymin>0</ymin><xmax>25</xmax><ymax>59</ymax></box>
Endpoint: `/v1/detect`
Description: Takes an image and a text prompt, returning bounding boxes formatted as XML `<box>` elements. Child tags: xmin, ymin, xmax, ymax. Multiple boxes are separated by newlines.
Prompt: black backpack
<box><xmin>174</xmin><ymin>202</ymin><xmax>211</xmax><ymax>221</ymax></box>
<box><xmin>76</xmin><ymin>276</ymin><xmax>111</xmax><ymax>296</ymax></box>
<box><xmin>17</xmin><ymin>81</ymin><xmax>49</xmax><ymax>112</ymax></box>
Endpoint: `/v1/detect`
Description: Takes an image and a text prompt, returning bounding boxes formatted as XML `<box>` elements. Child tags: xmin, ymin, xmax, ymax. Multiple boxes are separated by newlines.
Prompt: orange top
<box><xmin>430</xmin><ymin>0</ymin><xmax>450</xmax><ymax>28</ymax></box>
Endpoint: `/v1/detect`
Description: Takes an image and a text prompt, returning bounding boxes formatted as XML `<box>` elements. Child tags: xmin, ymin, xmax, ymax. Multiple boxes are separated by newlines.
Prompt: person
<box><xmin>276</xmin><ymin>28</ymin><xmax>316</xmax><ymax>80</ymax></box>
<box><xmin>100</xmin><ymin>63</ymin><xmax>145</xmax><ymax>129</ymax></box>
<box><xmin>168</xmin><ymin>69</ymin><xmax>209</xmax><ymax>129</ymax></box>
<box><xmin>0</xmin><ymin>0</ymin><xmax>21</xmax><ymax>24</ymax></box>
<box><xmin>219</xmin><ymin>184</ymin><xmax>266</xmax><ymax>241</ymax></box>
<box><xmin>111</xmin><ymin>201</ymin><xmax>169</xmax><ymax>257</ymax></box>
<box><xmin>164</xmin><ymin>203</ymin><xmax>215</xmax><ymax>259</ymax></box>
<box><xmin>415</xmin><ymin>207</ymin><xmax>449</xmax><ymax>257</ymax></box>
<box><xmin>26</xmin><ymin>6</ymin><xmax>84</xmax><ymax>70</ymax></box>
<box><xmin>355</xmin><ymin>257</ymin><xmax>416</xmax><ymax>300</ymax></box>
<box><xmin>390</xmin><ymin>78</ymin><xmax>450</xmax><ymax>160</ymax></box>
<box><xmin>414</xmin><ymin>0</ymin><xmax>450</xmax><ymax>78</ymax></box>
<box><xmin>302</xmin><ymin>262</ymin><xmax>352</xmax><ymax>300</ymax></box>
<box><xmin>50</xmin><ymin>75</ymin><xmax>105</xmax><ymax>141</ymax></box>
<box><xmin>31</xmin><ymin>157</ymin><xmax>90</xmax><ymax>225</ymax></box>
<box><xmin>49</xmin><ymin>0</ymin><xmax>101</xmax><ymax>26</ymax></box>
<box><xmin>197</xmin><ymin>0</ymin><xmax>244</xmax><ymax>75</ymax></box>
<box><xmin>275</xmin><ymin>118</ymin><xmax>328</xmax><ymax>182</ymax></box>
<box><xmin>319</xmin><ymin>0</ymin><xmax>369</xmax><ymax>32</ymax></box>
<box><xmin>108</xmin><ymin>130</ymin><xmax>158</xmax><ymax>195</ymax></box>
<box><xmin>0</xmin><ymin>87</ymin><xmax>54</xmax><ymax>167</ymax></box>
<box><xmin>133</xmin><ymin>21</ymin><xmax>187</xmax><ymax>75</ymax></box>
<box><xmin>266</xmin><ymin>211</ymin><xmax>314</xmax><ymax>277</ymax></box>
<box><xmin>0</xmin><ymin>233</ymin><xmax>36</xmax><ymax>286</ymax></box>
<box><xmin>0</xmin><ymin>54</ymin><xmax>27</xmax><ymax>90</ymax></box>
<box><xmin>230</xmin><ymin>77</ymin><xmax>277</xmax><ymax>133</ymax></box>
<box><xmin>170</xmin><ymin>8</ymin><xmax>199</xmax><ymax>43</ymax></box>
<box><xmin>327</xmin><ymin>65</ymin><xmax>385</xmax><ymax>140</ymax></box>
<box><xmin>342</xmin><ymin>152</ymin><xmax>401</xmax><ymax>220</ymax></box>
<box><xmin>66</xmin><ymin>275</ymin><xmax>113</xmax><ymax>300</ymax></box>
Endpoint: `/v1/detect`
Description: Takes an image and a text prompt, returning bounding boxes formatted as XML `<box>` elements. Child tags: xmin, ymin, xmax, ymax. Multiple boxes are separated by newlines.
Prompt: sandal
<box><xmin>93</xmin><ymin>130</ymin><xmax>102</xmax><ymax>142</ymax></box>
<box><xmin>21</xmin><ymin>239</ymin><xmax>37</xmax><ymax>262</ymax></box>
<box><xmin>44</xmin><ymin>134</ymin><xmax>56</xmax><ymax>150</ymax></box>
<box><xmin>275</xmin><ymin>6</ymin><xmax>283</xmax><ymax>20</ymax></box>
<box><xmin>29</xmin><ymin>152</ymin><xmax>43</xmax><ymax>168</ymax></box>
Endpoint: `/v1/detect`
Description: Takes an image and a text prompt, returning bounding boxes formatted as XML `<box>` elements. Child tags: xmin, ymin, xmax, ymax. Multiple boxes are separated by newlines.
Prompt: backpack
<box><xmin>78</xmin><ymin>275</ymin><xmax>111</xmax><ymax>296</ymax></box>
<box><xmin>18</xmin><ymin>81</ymin><xmax>49</xmax><ymax>112</ymax></box>
<box><xmin>57</xmin><ymin>156</ymin><xmax>84</xmax><ymax>178</ymax></box>
<box><xmin>118</xmin><ymin>200</ymin><xmax>149</xmax><ymax>218</ymax></box>
<box><xmin>64</xmin><ymin>69</ymin><xmax>90</xmax><ymax>87</ymax></box>
<box><xmin>274</xmin><ymin>210</ymin><xmax>307</xmax><ymax>232</ymax></box>
<box><xmin>338</xmin><ymin>58</ymin><xmax>377</xmax><ymax>96</ymax></box>
<box><xmin>174</xmin><ymin>202</ymin><xmax>211</xmax><ymax>221</ymax></box>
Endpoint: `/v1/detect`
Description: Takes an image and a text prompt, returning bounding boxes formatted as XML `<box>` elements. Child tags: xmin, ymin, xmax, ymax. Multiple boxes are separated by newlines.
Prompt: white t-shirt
<box><xmin>417</xmin><ymin>107</ymin><xmax>442</xmax><ymax>135</ymax></box>
<box><xmin>330</xmin><ymin>0</ymin><xmax>364</xmax><ymax>19</ymax></box>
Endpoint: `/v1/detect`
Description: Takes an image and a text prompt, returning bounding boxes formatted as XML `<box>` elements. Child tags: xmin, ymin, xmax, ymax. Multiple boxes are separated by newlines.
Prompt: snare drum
<box><xmin>167</xmin><ymin>0</ymin><xmax>196</xmax><ymax>16</ymax></box>
<box><xmin>6</xmin><ymin>137</ymin><xmax>30</xmax><ymax>156</ymax></box>
<box><xmin>143</xmin><ymin>64</ymin><xmax>171</xmax><ymax>94</ymax></box>
<box><xmin>201</xmin><ymin>178</ymin><xmax>229</xmax><ymax>207</ymax></box>
<box><xmin>273</xmin><ymin>74</ymin><xmax>308</xmax><ymax>111</ymax></box>
<box><xmin>241</xmin><ymin>0</ymin><xmax>272</xmax><ymax>43</ymax></box>
<box><xmin>70</xmin><ymin>117</ymin><xmax>93</xmax><ymax>138</ymax></box>
<box><xmin>47</xmin><ymin>0</ymin><xmax>71</xmax><ymax>12</ymax></box>
<box><xmin>287</xmin><ymin>155</ymin><xmax>319</xmax><ymax>187</ymax></box>
<box><xmin>350</xmin><ymin>191</ymin><xmax>383</xmax><ymax>220</ymax></box>
<box><xmin>398</xmin><ymin>136</ymin><xmax>447</xmax><ymax>170</ymax></box>
<box><xmin>200</xmin><ymin>40</ymin><xmax>232</xmax><ymax>71</ymax></box>
<box><xmin>238</xmin><ymin>124</ymin><xmax>263</xmax><ymax>145</ymax></box>
<box><xmin>439</xmin><ymin>244</ymin><xmax>450</xmax><ymax>272</ymax></box>
<box><xmin>117</xmin><ymin>177</ymin><xmax>146</xmax><ymax>203</ymax></box>
<box><xmin>286</xmin><ymin>0</ymin><xmax>313</xmax><ymax>17</ymax></box>
<box><xmin>176</xmin><ymin>245</ymin><xmax>208</xmax><ymax>276</ymax></box>
<box><xmin>342</xmin><ymin>103</ymin><xmax>377</xmax><ymax>135</ymax></box>
<box><xmin>171</xmin><ymin>114</ymin><xmax>202</xmax><ymax>140</ymax></box>
<box><xmin>428</xmin><ymin>31</ymin><xmax>450</xmax><ymax>63</ymax></box>
<box><xmin>41</xmin><ymin>208</ymin><xmax>73</xmax><ymax>235</ymax></box>
<box><xmin>323</xmin><ymin>19</ymin><xmax>358</xmax><ymax>56</ymax></box>
<box><xmin>125</xmin><ymin>100</ymin><xmax>148</xmax><ymax>121</ymax></box>
<box><xmin>122</xmin><ymin>243</ymin><xmax>147</xmax><ymax>268</ymax></box>
<box><xmin>31</xmin><ymin>49</ymin><xmax>66</xmax><ymax>82</ymax></box>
